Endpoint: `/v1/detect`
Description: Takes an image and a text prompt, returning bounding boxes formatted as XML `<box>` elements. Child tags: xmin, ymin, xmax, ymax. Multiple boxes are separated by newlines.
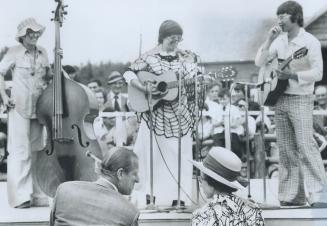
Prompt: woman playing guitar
<box><xmin>124</xmin><ymin>20</ymin><xmax>205</xmax><ymax>208</ymax></box>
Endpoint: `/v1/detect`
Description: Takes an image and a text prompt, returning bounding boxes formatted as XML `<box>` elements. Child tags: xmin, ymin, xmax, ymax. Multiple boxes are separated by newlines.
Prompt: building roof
<box><xmin>305</xmin><ymin>5</ymin><xmax>327</xmax><ymax>28</ymax></box>
<box><xmin>198</xmin><ymin>6</ymin><xmax>327</xmax><ymax>63</ymax></box>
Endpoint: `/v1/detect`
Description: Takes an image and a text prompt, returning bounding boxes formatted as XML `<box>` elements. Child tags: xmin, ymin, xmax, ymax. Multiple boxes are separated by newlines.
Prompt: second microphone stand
<box><xmin>146</xmin><ymin>81</ymin><xmax>156</xmax><ymax>210</ymax></box>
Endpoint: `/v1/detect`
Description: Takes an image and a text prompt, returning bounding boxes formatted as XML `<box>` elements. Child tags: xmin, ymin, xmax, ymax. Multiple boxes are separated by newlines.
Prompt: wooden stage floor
<box><xmin>0</xmin><ymin>181</ymin><xmax>327</xmax><ymax>226</ymax></box>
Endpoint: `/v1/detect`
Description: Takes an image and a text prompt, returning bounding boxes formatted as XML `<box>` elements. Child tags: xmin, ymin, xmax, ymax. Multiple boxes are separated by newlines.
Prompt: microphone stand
<box><xmin>146</xmin><ymin>81</ymin><xmax>156</xmax><ymax>210</ymax></box>
<box><xmin>176</xmin><ymin>72</ymin><xmax>183</xmax><ymax>210</ymax></box>
<box><xmin>238</xmin><ymin>80</ymin><xmax>269</xmax><ymax>203</ymax></box>
<box><xmin>258</xmin><ymin>83</ymin><xmax>267</xmax><ymax>204</ymax></box>
<box><xmin>244</xmin><ymin>85</ymin><xmax>252</xmax><ymax>199</ymax></box>
<box><xmin>194</xmin><ymin>72</ymin><xmax>200</xmax><ymax>205</ymax></box>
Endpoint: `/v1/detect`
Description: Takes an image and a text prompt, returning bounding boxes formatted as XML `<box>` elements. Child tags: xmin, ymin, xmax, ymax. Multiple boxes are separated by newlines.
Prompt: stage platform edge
<box><xmin>1</xmin><ymin>180</ymin><xmax>327</xmax><ymax>226</ymax></box>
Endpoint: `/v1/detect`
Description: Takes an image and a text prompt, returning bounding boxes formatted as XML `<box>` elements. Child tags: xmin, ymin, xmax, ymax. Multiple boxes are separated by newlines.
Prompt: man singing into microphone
<box><xmin>255</xmin><ymin>1</ymin><xmax>327</xmax><ymax>207</ymax></box>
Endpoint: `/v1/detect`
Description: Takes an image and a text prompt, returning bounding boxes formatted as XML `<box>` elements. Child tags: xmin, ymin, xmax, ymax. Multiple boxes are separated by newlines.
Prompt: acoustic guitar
<box><xmin>128</xmin><ymin>66</ymin><xmax>237</xmax><ymax>112</ymax></box>
<box><xmin>258</xmin><ymin>47</ymin><xmax>308</xmax><ymax>106</ymax></box>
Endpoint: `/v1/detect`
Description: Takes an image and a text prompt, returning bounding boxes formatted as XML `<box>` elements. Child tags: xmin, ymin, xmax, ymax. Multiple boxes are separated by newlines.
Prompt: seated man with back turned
<box><xmin>50</xmin><ymin>147</ymin><xmax>140</xmax><ymax>226</ymax></box>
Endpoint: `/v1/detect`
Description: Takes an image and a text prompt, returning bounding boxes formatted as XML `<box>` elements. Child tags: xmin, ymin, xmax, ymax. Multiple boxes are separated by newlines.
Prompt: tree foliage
<box><xmin>75</xmin><ymin>61</ymin><xmax>130</xmax><ymax>87</ymax></box>
<box><xmin>1</xmin><ymin>45</ymin><xmax>131</xmax><ymax>85</ymax></box>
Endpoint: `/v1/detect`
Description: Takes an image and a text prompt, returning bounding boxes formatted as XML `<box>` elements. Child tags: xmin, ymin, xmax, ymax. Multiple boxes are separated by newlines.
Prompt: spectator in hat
<box><xmin>105</xmin><ymin>71</ymin><xmax>129</xmax><ymax>112</ymax></box>
<box><xmin>93</xmin><ymin>106</ymin><xmax>116</xmax><ymax>153</ymax></box>
<box><xmin>0</xmin><ymin>17</ymin><xmax>51</xmax><ymax>208</ymax></box>
<box><xmin>191</xmin><ymin>146</ymin><xmax>264</xmax><ymax>226</ymax></box>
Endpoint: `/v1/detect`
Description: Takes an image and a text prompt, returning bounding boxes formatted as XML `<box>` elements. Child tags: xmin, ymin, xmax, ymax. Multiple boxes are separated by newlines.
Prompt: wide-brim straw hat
<box><xmin>15</xmin><ymin>17</ymin><xmax>45</xmax><ymax>42</ymax></box>
<box><xmin>107</xmin><ymin>71</ymin><xmax>124</xmax><ymax>85</ymax></box>
<box><xmin>191</xmin><ymin>147</ymin><xmax>245</xmax><ymax>190</ymax></box>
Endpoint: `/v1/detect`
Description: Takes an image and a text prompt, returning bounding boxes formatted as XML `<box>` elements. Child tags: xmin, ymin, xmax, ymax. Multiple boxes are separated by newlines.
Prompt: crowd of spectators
<box><xmin>313</xmin><ymin>85</ymin><xmax>327</xmax><ymax>161</ymax></box>
<box><xmin>1</xmin><ymin>67</ymin><xmax>327</xmax><ymax>181</ymax></box>
<box><xmin>197</xmin><ymin>80</ymin><xmax>327</xmax><ymax>179</ymax></box>
<box><xmin>86</xmin><ymin>70</ymin><xmax>138</xmax><ymax>157</ymax></box>
<box><xmin>197</xmin><ymin>81</ymin><xmax>277</xmax><ymax>179</ymax></box>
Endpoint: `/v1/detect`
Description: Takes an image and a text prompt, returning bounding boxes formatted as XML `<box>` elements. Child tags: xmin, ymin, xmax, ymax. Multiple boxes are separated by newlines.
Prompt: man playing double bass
<box><xmin>0</xmin><ymin>18</ymin><xmax>51</xmax><ymax>208</ymax></box>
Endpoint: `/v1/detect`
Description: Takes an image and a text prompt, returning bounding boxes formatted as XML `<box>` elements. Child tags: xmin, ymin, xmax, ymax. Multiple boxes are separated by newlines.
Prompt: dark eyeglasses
<box><xmin>167</xmin><ymin>35</ymin><xmax>183</xmax><ymax>43</ymax></box>
<box><xmin>26</xmin><ymin>30</ymin><xmax>41</xmax><ymax>38</ymax></box>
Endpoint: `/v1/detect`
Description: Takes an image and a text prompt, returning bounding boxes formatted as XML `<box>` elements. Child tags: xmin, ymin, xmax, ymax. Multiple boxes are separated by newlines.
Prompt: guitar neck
<box><xmin>166</xmin><ymin>77</ymin><xmax>199</xmax><ymax>89</ymax></box>
<box><xmin>280</xmin><ymin>55</ymin><xmax>293</xmax><ymax>70</ymax></box>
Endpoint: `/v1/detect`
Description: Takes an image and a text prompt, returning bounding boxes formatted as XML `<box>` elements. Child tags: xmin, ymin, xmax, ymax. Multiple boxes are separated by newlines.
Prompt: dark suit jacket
<box><xmin>105</xmin><ymin>92</ymin><xmax>130</xmax><ymax>112</ymax></box>
<box><xmin>50</xmin><ymin>178</ymin><xmax>139</xmax><ymax>226</ymax></box>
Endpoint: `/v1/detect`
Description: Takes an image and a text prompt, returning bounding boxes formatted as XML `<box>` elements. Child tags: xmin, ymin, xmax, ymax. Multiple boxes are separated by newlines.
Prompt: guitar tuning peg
<box><xmin>51</xmin><ymin>10</ymin><xmax>55</xmax><ymax>13</ymax></box>
<box><xmin>63</xmin><ymin>4</ymin><xmax>68</xmax><ymax>8</ymax></box>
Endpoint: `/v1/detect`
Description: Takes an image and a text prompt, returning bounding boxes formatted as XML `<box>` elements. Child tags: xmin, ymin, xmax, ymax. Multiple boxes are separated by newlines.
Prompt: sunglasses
<box><xmin>26</xmin><ymin>30</ymin><xmax>41</xmax><ymax>38</ymax></box>
<box><xmin>167</xmin><ymin>35</ymin><xmax>183</xmax><ymax>43</ymax></box>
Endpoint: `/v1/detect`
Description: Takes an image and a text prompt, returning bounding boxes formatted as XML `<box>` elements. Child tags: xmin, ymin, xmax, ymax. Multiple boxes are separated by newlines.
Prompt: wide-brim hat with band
<box><xmin>191</xmin><ymin>146</ymin><xmax>245</xmax><ymax>190</ymax></box>
<box><xmin>15</xmin><ymin>17</ymin><xmax>45</xmax><ymax>42</ymax></box>
<box><xmin>107</xmin><ymin>71</ymin><xmax>125</xmax><ymax>85</ymax></box>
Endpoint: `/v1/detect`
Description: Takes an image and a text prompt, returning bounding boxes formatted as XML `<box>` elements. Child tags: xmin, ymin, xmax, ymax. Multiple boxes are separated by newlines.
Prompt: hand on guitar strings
<box><xmin>132</xmin><ymin>78</ymin><xmax>166</xmax><ymax>97</ymax></box>
<box><xmin>275</xmin><ymin>68</ymin><xmax>298</xmax><ymax>81</ymax></box>
<box><xmin>144</xmin><ymin>80</ymin><xmax>166</xmax><ymax>97</ymax></box>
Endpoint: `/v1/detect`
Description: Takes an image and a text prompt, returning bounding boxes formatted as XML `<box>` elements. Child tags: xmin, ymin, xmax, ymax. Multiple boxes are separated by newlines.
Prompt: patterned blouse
<box><xmin>129</xmin><ymin>46</ymin><xmax>205</xmax><ymax>138</ymax></box>
<box><xmin>192</xmin><ymin>193</ymin><xmax>265</xmax><ymax>226</ymax></box>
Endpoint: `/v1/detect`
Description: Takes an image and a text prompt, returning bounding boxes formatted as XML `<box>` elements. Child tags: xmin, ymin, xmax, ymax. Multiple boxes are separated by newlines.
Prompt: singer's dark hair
<box><xmin>277</xmin><ymin>1</ymin><xmax>304</xmax><ymax>27</ymax></box>
<box><xmin>203</xmin><ymin>174</ymin><xmax>237</xmax><ymax>193</ymax></box>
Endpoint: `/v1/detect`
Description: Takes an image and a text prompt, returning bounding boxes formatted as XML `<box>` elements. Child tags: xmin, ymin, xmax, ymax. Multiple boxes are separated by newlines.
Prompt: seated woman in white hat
<box><xmin>191</xmin><ymin>147</ymin><xmax>264</xmax><ymax>226</ymax></box>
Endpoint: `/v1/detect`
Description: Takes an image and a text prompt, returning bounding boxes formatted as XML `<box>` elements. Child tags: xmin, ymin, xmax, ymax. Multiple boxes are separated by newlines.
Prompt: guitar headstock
<box><xmin>293</xmin><ymin>47</ymin><xmax>308</xmax><ymax>60</ymax></box>
<box><xmin>208</xmin><ymin>66</ymin><xmax>237</xmax><ymax>82</ymax></box>
<box><xmin>52</xmin><ymin>0</ymin><xmax>68</xmax><ymax>26</ymax></box>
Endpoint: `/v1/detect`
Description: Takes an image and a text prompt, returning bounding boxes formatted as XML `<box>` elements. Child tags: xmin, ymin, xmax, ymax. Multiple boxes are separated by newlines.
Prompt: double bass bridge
<box><xmin>54</xmin><ymin>137</ymin><xmax>74</xmax><ymax>144</ymax></box>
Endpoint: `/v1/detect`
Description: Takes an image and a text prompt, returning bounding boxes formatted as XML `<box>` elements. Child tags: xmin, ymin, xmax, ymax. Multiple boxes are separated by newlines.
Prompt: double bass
<box><xmin>35</xmin><ymin>0</ymin><xmax>102</xmax><ymax>197</ymax></box>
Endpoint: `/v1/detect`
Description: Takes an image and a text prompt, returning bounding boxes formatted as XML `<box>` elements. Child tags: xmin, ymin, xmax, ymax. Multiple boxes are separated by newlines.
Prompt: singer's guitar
<box><xmin>258</xmin><ymin>47</ymin><xmax>308</xmax><ymax>106</ymax></box>
<box><xmin>128</xmin><ymin>66</ymin><xmax>237</xmax><ymax>112</ymax></box>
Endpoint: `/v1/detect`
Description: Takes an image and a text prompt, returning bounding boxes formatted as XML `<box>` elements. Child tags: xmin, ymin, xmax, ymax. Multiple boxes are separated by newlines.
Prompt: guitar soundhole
<box><xmin>157</xmin><ymin>82</ymin><xmax>167</xmax><ymax>92</ymax></box>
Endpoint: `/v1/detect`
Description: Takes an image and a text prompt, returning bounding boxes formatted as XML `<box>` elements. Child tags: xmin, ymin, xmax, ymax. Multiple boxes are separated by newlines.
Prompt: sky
<box><xmin>0</xmin><ymin>0</ymin><xmax>326</xmax><ymax>65</ymax></box>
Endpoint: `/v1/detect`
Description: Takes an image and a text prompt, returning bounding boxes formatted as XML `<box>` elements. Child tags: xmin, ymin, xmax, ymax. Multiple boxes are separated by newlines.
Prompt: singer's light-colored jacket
<box><xmin>255</xmin><ymin>28</ymin><xmax>322</xmax><ymax>95</ymax></box>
